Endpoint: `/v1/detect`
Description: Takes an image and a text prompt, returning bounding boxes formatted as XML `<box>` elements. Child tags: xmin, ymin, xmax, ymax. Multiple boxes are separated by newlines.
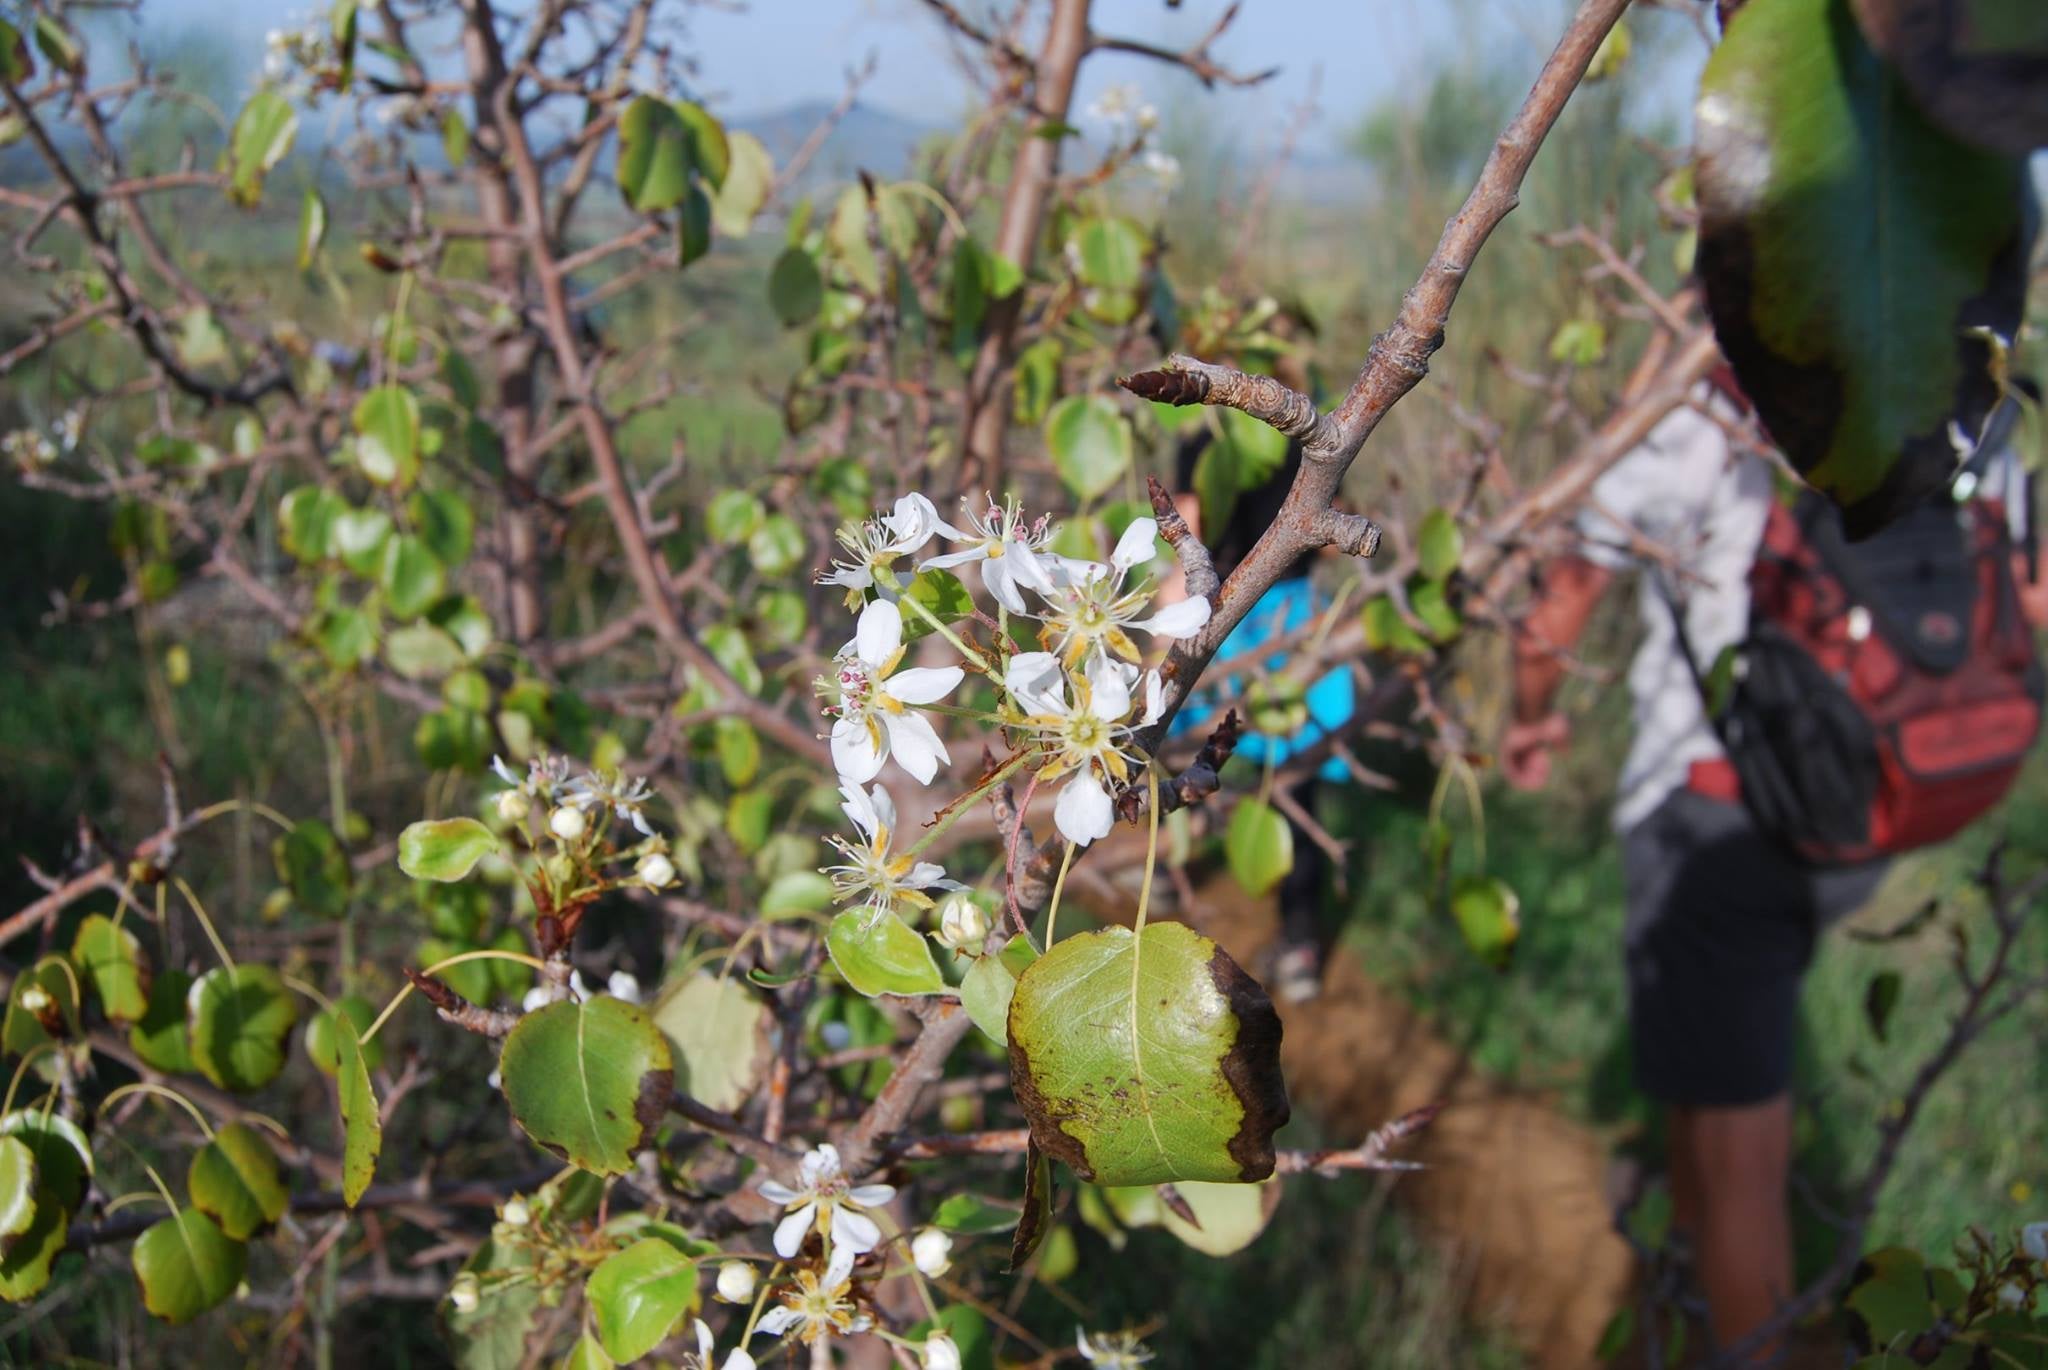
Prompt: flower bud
<box><xmin>547</xmin><ymin>805</ymin><xmax>587</xmax><ymax>841</ymax></box>
<box><xmin>2025</xmin><ymin>1220</ymin><xmax>2048</xmax><ymax>1264</ymax></box>
<box><xmin>721</xmin><ymin>1352</ymin><xmax>757</xmax><ymax>1370</ymax></box>
<box><xmin>1997</xmin><ymin>1280</ymin><xmax>2028</xmax><ymax>1310</ymax></box>
<box><xmin>714</xmin><ymin>1260</ymin><xmax>757</xmax><ymax>1304</ymax></box>
<box><xmin>17</xmin><ymin>985</ymin><xmax>51</xmax><ymax>1016</ymax></box>
<box><xmin>635</xmin><ymin>851</ymin><xmax>676</xmax><ymax>889</ymax></box>
<box><xmin>499</xmin><ymin>1196</ymin><xmax>530</xmax><ymax>1228</ymax></box>
<box><xmin>921</xmin><ymin>1333</ymin><xmax>962</xmax><ymax>1370</ymax></box>
<box><xmin>497</xmin><ymin>790</ymin><xmax>532</xmax><ymax>823</ymax></box>
<box><xmin>935</xmin><ymin>896</ymin><xmax>990</xmax><ymax>955</ymax></box>
<box><xmin>911</xmin><ymin>1226</ymin><xmax>953</xmax><ymax>1278</ymax></box>
<box><xmin>607</xmin><ymin>970</ymin><xmax>643</xmax><ymax>1005</ymax></box>
<box><xmin>448</xmin><ymin>1272</ymin><xmax>480</xmax><ymax>1313</ymax></box>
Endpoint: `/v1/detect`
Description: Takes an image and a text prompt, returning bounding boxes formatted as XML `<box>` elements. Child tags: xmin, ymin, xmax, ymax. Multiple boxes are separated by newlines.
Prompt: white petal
<box><xmin>854</xmin><ymin>598</ymin><xmax>904</xmax><ymax>667</ymax></box>
<box><xmin>1132</xmin><ymin>595</ymin><xmax>1211</xmax><ymax>639</ymax></box>
<box><xmin>694</xmin><ymin>1319</ymin><xmax>715</xmax><ymax>1357</ymax></box>
<box><xmin>723</xmin><ymin>1352</ymin><xmax>757</xmax><ymax>1370</ymax></box>
<box><xmin>883</xmin><ymin>710</ymin><xmax>951</xmax><ymax>785</ymax></box>
<box><xmin>831</xmin><ymin>717</ymin><xmax>885</xmax><ymax>785</ymax></box>
<box><xmin>1004</xmin><ymin>543</ymin><xmax>1056</xmax><ymax>592</ymax></box>
<box><xmin>904</xmin><ymin>861</ymin><xmax>955</xmax><ymax>890</ymax></box>
<box><xmin>807</xmin><ymin>1144</ymin><xmax>842</xmax><ymax>1181</ymax></box>
<box><xmin>757</xmin><ymin>1180</ymin><xmax>801</xmax><ymax>1205</ymax></box>
<box><xmin>1111</xmin><ymin>517</ymin><xmax>1158</xmax><ymax>571</ymax></box>
<box><xmin>838</xmin><ymin>783</ymin><xmax>882</xmax><ymax>842</ymax></box>
<box><xmin>1005</xmin><ymin>652</ymin><xmax>1067</xmax><ymax>716</ymax></box>
<box><xmin>491</xmin><ymin>755</ymin><xmax>520</xmax><ymax>786</ymax></box>
<box><xmin>867</xmin><ymin>783</ymin><xmax>896</xmax><ymax>835</ymax></box>
<box><xmin>823</xmin><ymin>1242</ymin><xmax>858</xmax><ymax>1289</ymax></box>
<box><xmin>1049</xmin><ymin>556</ymin><xmax>1108</xmax><ymax>587</ymax></box>
<box><xmin>819</xmin><ymin>565</ymin><xmax>873</xmax><ymax>589</ymax></box>
<box><xmin>773</xmin><ymin>1202</ymin><xmax>817</xmax><ymax>1259</ymax></box>
<box><xmin>1140</xmin><ymin>669</ymin><xmax>1165</xmax><ymax>727</ymax></box>
<box><xmin>918</xmin><ymin>546</ymin><xmax>985</xmax><ymax>571</ymax></box>
<box><xmin>754</xmin><ymin>1307</ymin><xmax>801</xmax><ymax>1338</ymax></box>
<box><xmin>981</xmin><ymin>555</ymin><xmax>1028</xmax><ymax>614</ymax></box>
<box><xmin>886</xmin><ymin>665</ymin><xmax>964</xmax><ymax>706</ymax></box>
<box><xmin>1055</xmin><ymin>776</ymin><xmax>1115</xmax><ymax>846</ymax></box>
<box><xmin>846</xmin><ymin>1183</ymin><xmax>896</xmax><ymax>1207</ymax></box>
<box><xmin>1084</xmin><ymin>654</ymin><xmax>1133</xmax><ymax>721</ymax></box>
<box><xmin>885</xmin><ymin>493</ymin><xmax>940</xmax><ymax>551</ymax></box>
<box><xmin>832</xmin><ymin>1206</ymin><xmax>883</xmax><ymax>1255</ymax></box>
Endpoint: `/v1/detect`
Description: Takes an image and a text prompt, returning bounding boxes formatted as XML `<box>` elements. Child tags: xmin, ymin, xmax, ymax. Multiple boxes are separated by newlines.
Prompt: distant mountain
<box><xmin>732</xmin><ymin>101</ymin><xmax>943</xmax><ymax>187</ymax></box>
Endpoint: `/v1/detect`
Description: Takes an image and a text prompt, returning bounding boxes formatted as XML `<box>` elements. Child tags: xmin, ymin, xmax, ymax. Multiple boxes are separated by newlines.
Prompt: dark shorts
<box><xmin>1623</xmin><ymin>788</ymin><xmax>1887</xmax><ymax>1108</ymax></box>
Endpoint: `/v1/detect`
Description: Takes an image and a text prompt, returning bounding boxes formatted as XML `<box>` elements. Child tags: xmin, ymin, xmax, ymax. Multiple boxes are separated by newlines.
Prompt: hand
<box><xmin>1500</xmin><ymin>712</ymin><xmax>1569</xmax><ymax>792</ymax></box>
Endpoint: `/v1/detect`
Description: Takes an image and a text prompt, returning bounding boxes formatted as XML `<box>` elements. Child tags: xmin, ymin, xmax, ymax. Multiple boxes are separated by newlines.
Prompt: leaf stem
<box><xmin>174</xmin><ymin>876</ymin><xmax>236</xmax><ymax>973</ymax></box>
<box><xmin>99</xmin><ymin>1082</ymin><xmax>215</xmax><ymax>1142</ymax></box>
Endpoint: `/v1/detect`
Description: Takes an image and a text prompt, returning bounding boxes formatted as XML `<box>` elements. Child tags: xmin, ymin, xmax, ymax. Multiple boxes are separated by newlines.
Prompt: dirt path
<box><xmin>1166</xmin><ymin>874</ymin><xmax>1638</xmax><ymax>1369</ymax></box>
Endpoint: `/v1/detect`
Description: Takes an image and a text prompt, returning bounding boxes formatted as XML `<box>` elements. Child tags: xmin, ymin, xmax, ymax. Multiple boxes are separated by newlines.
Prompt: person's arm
<box><xmin>1501</xmin><ymin>553</ymin><xmax>1613</xmax><ymax>790</ymax></box>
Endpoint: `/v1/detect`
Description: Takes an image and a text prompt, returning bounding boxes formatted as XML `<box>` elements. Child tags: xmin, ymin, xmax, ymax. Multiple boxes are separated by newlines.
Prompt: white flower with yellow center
<box><xmin>921</xmin><ymin>494</ymin><xmax>1058</xmax><ymax>614</ymax></box>
<box><xmin>1077</xmin><ymin>1328</ymin><xmax>1156</xmax><ymax>1367</ymax></box>
<box><xmin>1033</xmin><ymin>518</ymin><xmax>1209</xmax><ymax>670</ymax></box>
<box><xmin>826</xmin><ymin>782</ymin><xmax>961</xmax><ymax>921</ymax></box>
<box><xmin>757</xmin><ymin>1143</ymin><xmax>897</xmax><ymax>1259</ymax></box>
<box><xmin>1006</xmin><ymin>652</ymin><xmax>1163</xmax><ymax>846</ymax></box>
<box><xmin>824</xmin><ymin>599</ymin><xmax>964</xmax><ymax>785</ymax></box>
<box><xmin>753</xmin><ymin>1243</ymin><xmax>870</xmax><ymax>1344</ymax></box>
<box><xmin>819</xmin><ymin>493</ymin><xmax>944</xmax><ymax>604</ymax></box>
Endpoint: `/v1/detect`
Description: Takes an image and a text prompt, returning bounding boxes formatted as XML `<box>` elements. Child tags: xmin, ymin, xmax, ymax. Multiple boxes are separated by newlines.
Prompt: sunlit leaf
<box><xmin>1045</xmin><ymin>395</ymin><xmax>1132</xmax><ymax>504</ymax></box>
<box><xmin>1225</xmin><ymin>800</ymin><xmax>1293</xmax><ymax>898</ymax></box>
<box><xmin>826</xmin><ymin>910</ymin><xmax>946</xmax><ymax>997</ymax></box>
<box><xmin>0</xmin><ymin>1137</ymin><xmax>35</xmax><ymax>1243</ymax></box>
<box><xmin>335</xmin><ymin>1014</ymin><xmax>381</xmax><ymax>1205</ymax></box>
<box><xmin>188</xmin><ymin>964</ymin><xmax>299</xmax><ymax>1092</ymax></box>
<box><xmin>132</xmin><ymin>1209</ymin><xmax>245</xmax><ymax>1325</ymax></box>
<box><xmin>72</xmin><ymin>913</ymin><xmax>149</xmax><ymax>1024</ymax></box>
<box><xmin>618</xmin><ymin>96</ymin><xmax>694</xmax><ymax>212</ymax></box>
<box><xmin>498</xmin><ymin>996</ymin><xmax>672</xmax><ymax>1175</ymax></box>
<box><xmin>710</xmin><ymin>130</ymin><xmax>773</xmax><ymax>236</ymax></box>
<box><xmin>297</xmin><ymin>189</ymin><xmax>327</xmax><ymax>270</ymax></box>
<box><xmin>398</xmin><ymin>817</ymin><xmax>498</xmax><ymax>882</ymax></box>
<box><xmin>225</xmin><ymin>89</ymin><xmax>298</xmax><ymax>207</ymax></box>
<box><xmin>0</xmin><ymin>1185</ymin><xmax>66</xmax><ymax>1302</ymax></box>
<box><xmin>587</xmin><ymin>1237</ymin><xmax>698</xmax><ymax>1362</ymax></box>
<box><xmin>353</xmin><ymin>384</ymin><xmax>421</xmax><ymax>489</ymax></box>
<box><xmin>1449</xmin><ymin>874</ymin><xmax>1520</xmax><ymax>970</ymax></box>
<box><xmin>188</xmin><ymin>1121</ymin><xmax>287</xmax><ymax>1240</ymax></box>
<box><xmin>651</xmin><ymin>974</ymin><xmax>769</xmax><ymax>1113</ymax></box>
<box><xmin>304</xmin><ymin>995</ymin><xmax>384</xmax><ymax>1076</ymax></box>
<box><xmin>960</xmin><ymin>934</ymin><xmax>1037</xmax><ymax>1047</ymax></box>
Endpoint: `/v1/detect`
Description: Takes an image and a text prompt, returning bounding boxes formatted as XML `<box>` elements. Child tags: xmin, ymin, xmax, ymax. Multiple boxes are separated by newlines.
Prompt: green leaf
<box><xmin>72</xmin><ymin>913</ymin><xmax>149</xmax><ymax>1024</ymax></box>
<box><xmin>448</xmin><ymin>1237</ymin><xmax>541</xmax><ymax>1370</ymax></box>
<box><xmin>828</xmin><ymin>186</ymin><xmax>882</xmax><ymax>294</ymax></box>
<box><xmin>617</xmin><ymin>96</ymin><xmax>694</xmax><ymax>212</ymax></box>
<box><xmin>399</xmin><ymin>817</ymin><xmax>499</xmax><ymax>882</ymax></box>
<box><xmin>960</xmin><ymin>934</ymin><xmax>1037</xmax><ymax>1047</ymax></box>
<box><xmin>1361</xmin><ymin>596</ymin><xmax>1432</xmax><ymax>656</ymax></box>
<box><xmin>651</xmin><ymin>974</ymin><xmax>769</xmax><ymax>1113</ymax></box>
<box><xmin>1013</xmin><ymin>338</ymin><xmax>1062</xmax><ymax>427</ymax></box>
<box><xmin>442</xmin><ymin>108</ymin><xmax>469</xmax><ymax>167</ymax></box>
<box><xmin>901</xmin><ymin>569</ymin><xmax>974</xmax><ymax>642</ymax></box>
<box><xmin>673</xmin><ymin>100</ymin><xmax>729</xmax><ymax>188</ymax></box>
<box><xmin>130</xmin><ymin>969</ymin><xmax>195</xmax><ymax>1074</ymax></box>
<box><xmin>226</xmin><ymin>89</ymin><xmax>297</xmax><ymax>207</ymax></box>
<box><xmin>725</xmin><ymin>788</ymin><xmax>773</xmax><ymax>854</ymax></box>
<box><xmin>305</xmin><ymin>995</ymin><xmax>384</xmax><ymax>1075</ymax></box>
<box><xmin>587</xmin><ymin>1237</ymin><xmax>699</xmax><ymax>1363</ymax></box>
<box><xmin>1067</xmin><ymin>215</ymin><xmax>1148</xmax><ymax>291</ymax></box>
<box><xmin>1846</xmin><ymin>1246</ymin><xmax>1944</xmax><ymax>1348</ymax></box>
<box><xmin>761</xmin><ymin>870</ymin><xmax>835</xmax><ymax>919</ymax></box>
<box><xmin>334</xmin><ymin>506</ymin><xmax>394</xmax><ymax>575</ymax></box>
<box><xmin>0</xmin><ymin>1112</ymin><xmax>89</xmax><ymax>1212</ymax></box>
<box><xmin>931</xmin><ymin>1192</ymin><xmax>1022</xmax><ymax>1235</ymax></box>
<box><xmin>1865</xmin><ymin>968</ymin><xmax>1903</xmax><ymax>1043</ymax></box>
<box><xmin>1449</xmin><ymin>875</ymin><xmax>1520</xmax><ymax>970</ymax></box>
<box><xmin>1695</xmin><ymin>0</ymin><xmax>2032</xmax><ymax>537</ymax></box>
<box><xmin>273</xmin><ymin>818</ymin><xmax>351</xmax><ymax>919</ymax></box>
<box><xmin>353</xmin><ymin>384</ymin><xmax>421</xmax><ymax>489</ymax></box>
<box><xmin>1225</xmin><ymin>800</ymin><xmax>1293</xmax><ymax>898</ymax></box>
<box><xmin>1108</xmin><ymin>1176</ymin><xmax>1280</xmax><ymax>1256</ymax></box>
<box><xmin>676</xmin><ymin>183</ymin><xmax>713</xmax><ymax>268</ymax></box>
<box><xmin>0</xmin><ymin>1137</ymin><xmax>35</xmax><ymax>1242</ymax></box>
<box><xmin>1415</xmin><ymin>507</ymin><xmax>1463</xmax><ymax>581</ymax></box>
<box><xmin>0</xmin><ymin>1185</ymin><xmax>66</xmax><ymax>1302</ymax></box>
<box><xmin>1546</xmin><ymin>317</ymin><xmax>1607</xmax><ymax>367</ymax></box>
<box><xmin>280</xmin><ymin>486</ymin><xmax>345</xmax><ymax>563</ymax></box>
<box><xmin>188</xmin><ymin>964</ymin><xmax>299</xmax><ymax>1092</ymax></box>
<box><xmin>1007</xmin><ymin>922</ymin><xmax>1288</xmax><ymax>1186</ymax></box>
<box><xmin>409</xmin><ymin>487</ymin><xmax>475</xmax><ymax>566</ymax></box>
<box><xmin>826</xmin><ymin>911</ymin><xmax>946</xmax><ymax>997</ymax></box>
<box><xmin>562</xmin><ymin>1331</ymin><xmax>614</xmax><ymax>1370</ymax></box>
<box><xmin>710</xmin><ymin>130</ymin><xmax>773</xmax><ymax>236</ymax></box>
<box><xmin>1408</xmin><ymin>578</ymin><xmax>1463</xmax><ymax>643</ymax></box>
<box><xmin>132</xmin><ymin>1209</ymin><xmax>245</xmax><ymax>1325</ymax></box>
<box><xmin>335</xmin><ymin>1014</ymin><xmax>381</xmax><ymax>1205</ymax></box>
<box><xmin>0</xmin><ymin>18</ymin><xmax>33</xmax><ymax>83</ymax></box>
<box><xmin>1850</xmin><ymin>0</ymin><xmax>2048</xmax><ymax>156</ymax></box>
<box><xmin>387</xmin><ymin>622</ymin><xmax>467</xmax><ymax>680</ymax></box>
<box><xmin>747</xmin><ymin>512</ymin><xmax>805</xmax><ymax>577</ymax></box>
<box><xmin>768</xmin><ymin>247</ymin><xmax>823</xmax><ymax>326</ymax></box>
<box><xmin>188</xmin><ymin>1121</ymin><xmax>287</xmax><ymax>1240</ymax></box>
<box><xmin>3</xmin><ymin>955</ymin><xmax>81</xmax><ymax>1055</ymax></box>
<box><xmin>710</xmin><ymin>716</ymin><xmax>761</xmax><ymax>787</ymax></box>
<box><xmin>380</xmin><ymin>534</ymin><xmax>445</xmax><ymax>620</ymax></box>
<box><xmin>296</xmin><ymin>189</ymin><xmax>327</xmax><ymax>269</ymax></box>
<box><xmin>705</xmin><ymin>489</ymin><xmax>764</xmax><ymax>545</ymax></box>
<box><xmin>1045</xmin><ymin>395</ymin><xmax>1132</xmax><ymax>504</ymax></box>
<box><xmin>498</xmin><ymin>996</ymin><xmax>673</xmax><ymax>1175</ymax></box>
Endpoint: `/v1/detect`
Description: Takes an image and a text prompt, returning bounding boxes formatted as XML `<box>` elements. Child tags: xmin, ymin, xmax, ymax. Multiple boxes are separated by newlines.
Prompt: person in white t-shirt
<box><xmin>1500</xmin><ymin>382</ymin><xmax>2042</xmax><ymax>1356</ymax></box>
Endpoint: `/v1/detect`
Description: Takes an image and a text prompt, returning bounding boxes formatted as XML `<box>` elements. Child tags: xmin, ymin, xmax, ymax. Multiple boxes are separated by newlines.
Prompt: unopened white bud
<box><xmin>497</xmin><ymin>790</ymin><xmax>531</xmax><ymax>823</ymax></box>
<box><xmin>548</xmin><ymin>805</ymin><xmax>587</xmax><ymax>841</ymax></box>
<box><xmin>715</xmin><ymin>1260</ymin><xmax>756</xmax><ymax>1304</ymax></box>
<box><xmin>499</xmin><ymin>1196</ymin><xmax>530</xmax><ymax>1227</ymax></box>
<box><xmin>921</xmin><ymin>1332</ymin><xmax>962</xmax><ymax>1370</ymax></box>
<box><xmin>911</xmin><ymin>1226</ymin><xmax>953</xmax><ymax>1278</ymax></box>
<box><xmin>935</xmin><ymin>896</ymin><xmax>990</xmax><ymax>955</ymax></box>
<box><xmin>606</xmin><ymin>970</ymin><xmax>643</xmax><ymax>1005</ymax></box>
<box><xmin>17</xmin><ymin>985</ymin><xmax>51</xmax><ymax>1015</ymax></box>
<box><xmin>635</xmin><ymin>851</ymin><xmax>676</xmax><ymax>889</ymax></box>
<box><xmin>1997</xmin><ymin>1280</ymin><xmax>2028</xmax><ymax>1309</ymax></box>
<box><xmin>448</xmin><ymin>1272</ymin><xmax>480</xmax><ymax>1313</ymax></box>
<box><xmin>2024</xmin><ymin>1220</ymin><xmax>2048</xmax><ymax>1263</ymax></box>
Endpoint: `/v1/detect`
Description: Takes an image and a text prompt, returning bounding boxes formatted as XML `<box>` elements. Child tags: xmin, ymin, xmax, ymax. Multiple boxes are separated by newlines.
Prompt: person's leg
<box><xmin>1670</xmin><ymin>1096</ymin><xmax>1795</xmax><ymax>1357</ymax></box>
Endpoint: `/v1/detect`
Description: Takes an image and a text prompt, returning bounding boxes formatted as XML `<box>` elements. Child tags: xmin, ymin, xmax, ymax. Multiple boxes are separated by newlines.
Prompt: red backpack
<box><xmin>1685</xmin><ymin>483</ymin><xmax>2042</xmax><ymax>865</ymax></box>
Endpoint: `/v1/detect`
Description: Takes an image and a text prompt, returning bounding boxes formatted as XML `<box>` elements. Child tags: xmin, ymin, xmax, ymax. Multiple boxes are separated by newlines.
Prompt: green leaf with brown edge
<box><xmin>3</xmin><ymin>955</ymin><xmax>81</xmax><ymax>1055</ymax></box>
<box><xmin>1849</xmin><ymin>0</ymin><xmax>2048</xmax><ymax>156</ymax></box>
<box><xmin>398</xmin><ymin>817</ymin><xmax>498</xmax><ymax>882</ymax></box>
<box><xmin>587</xmin><ymin>1236</ymin><xmax>699</xmax><ymax>1362</ymax></box>
<box><xmin>335</xmin><ymin>1013</ymin><xmax>381</xmax><ymax>1205</ymax></box>
<box><xmin>1007</xmin><ymin>1139</ymin><xmax>1054</xmax><ymax>1273</ymax></box>
<box><xmin>132</xmin><ymin>1209</ymin><xmax>245</xmax><ymax>1325</ymax></box>
<box><xmin>187</xmin><ymin>964</ymin><xmax>299</xmax><ymax>1093</ymax></box>
<box><xmin>304</xmin><ymin>994</ymin><xmax>384</xmax><ymax>1075</ymax></box>
<box><xmin>0</xmin><ymin>1185</ymin><xmax>66</xmax><ymax>1301</ymax></box>
<box><xmin>0</xmin><ymin>1137</ymin><xmax>34</xmax><ymax>1243</ymax></box>
<box><xmin>1695</xmin><ymin>0</ymin><xmax>2032</xmax><ymax>538</ymax></box>
<box><xmin>1225</xmin><ymin>799</ymin><xmax>1293</xmax><ymax>898</ymax></box>
<box><xmin>1449</xmin><ymin>874</ymin><xmax>1520</xmax><ymax>970</ymax></box>
<box><xmin>225</xmin><ymin>89</ymin><xmax>297</xmax><ymax>207</ymax></box>
<box><xmin>825</xmin><ymin>910</ymin><xmax>946</xmax><ymax>998</ymax></box>
<box><xmin>72</xmin><ymin>913</ymin><xmax>149</xmax><ymax>1023</ymax></box>
<box><xmin>187</xmin><ymin>1121</ymin><xmax>288</xmax><ymax>1240</ymax></box>
<box><xmin>0</xmin><ymin>1112</ymin><xmax>90</xmax><ymax>1212</ymax></box>
<box><xmin>130</xmin><ymin>968</ymin><xmax>194</xmax><ymax>1074</ymax></box>
<box><xmin>617</xmin><ymin>96</ymin><xmax>694</xmax><ymax>212</ymax></box>
<box><xmin>1045</xmin><ymin>394</ymin><xmax>1132</xmax><ymax>504</ymax></box>
<box><xmin>650</xmin><ymin>973</ymin><xmax>769</xmax><ymax>1113</ymax></box>
<box><xmin>1007</xmin><ymin>921</ymin><xmax>1289</xmax><ymax>1188</ymax></box>
<box><xmin>273</xmin><ymin>818</ymin><xmax>352</xmax><ymax>920</ymax></box>
<box><xmin>498</xmin><ymin>995</ymin><xmax>672</xmax><ymax>1176</ymax></box>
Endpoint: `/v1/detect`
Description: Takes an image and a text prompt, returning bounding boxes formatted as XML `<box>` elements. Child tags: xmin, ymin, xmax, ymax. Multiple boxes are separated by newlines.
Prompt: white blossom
<box><xmin>1077</xmin><ymin>1328</ymin><xmax>1155</xmax><ymax>1367</ymax></box>
<box><xmin>606</xmin><ymin>970</ymin><xmax>643</xmax><ymax>1005</ymax></box>
<box><xmin>825</xmin><ymin>782</ymin><xmax>962</xmax><ymax>921</ymax></box>
<box><xmin>495</xmin><ymin>789</ymin><xmax>532</xmax><ymax>824</ymax></box>
<box><xmin>757</xmin><ymin>1143</ymin><xmax>897</xmax><ymax>1259</ymax></box>
<box><xmin>715</xmin><ymin>1260</ymin><xmax>758</xmax><ymax>1304</ymax></box>
<box><xmin>910</xmin><ymin>1227</ymin><xmax>953</xmax><ymax>1278</ymax></box>
<box><xmin>820</xmin><ymin>493</ymin><xmax>945</xmax><ymax>601</ymax></box>
<box><xmin>547</xmin><ymin>805</ymin><xmax>587</xmax><ymax>842</ymax></box>
<box><xmin>922</xmin><ymin>1332</ymin><xmax>963</xmax><ymax>1370</ymax></box>
<box><xmin>563</xmin><ymin>769</ymin><xmax>656</xmax><ymax>837</ymax></box>
<box><xmin>1005</xmin><ymin>652</ymin><xmax>1163</xmax><ymax>846</ymax></box>
<box><xmin>1139</xmin><ymin>149</ymin><xmax>1180</xmax><ymax>190</ymax></box>
<box><xmin>447</xmin><ymin>1272</ymin><xmax>480</xmax><ymax>1314</ymax></box>
<box><xmin>824</xmin><ymin>599</ymin><xmax>963</xmax><ymax>785</ymax></box>
<box><xmin>1087</xmin><ymin>84</ymin><xmax>1140</xmax><ymax>124</ymax></box>
<box><xmin>492</xmin><ymin>753</ymin><xmax>572</xmax><ymax>806</ymax></box>
<box><xmin>753</xmin><ymin>1243</ymin><xmax>870</xmax><ymax>1343</ymax></box>
<box><xmin>498</xmin><ymin>1196</ymin><xmax>530</xmax><ymax>1227</ymax></box>
<box><xmin>635</xmin><ymin>851</ymin><xmax>676</xmax><ymax>890</ymax></box>
<box><xmin>921</xmin><ymin>495</ymin><xmax>1059</xmax><ymax>615</ymax></box>
<box><xmin>934</xmin><ymin>895</ymin><xmax>991</xmax><ymax>954</ymax></box>
<box><xmin>1031</xmin><ymin>519</ymin><xmax>1209</xmax><ymax>670</ymax></box>
<box><xmin>2024</xmin><ymin>1220</ymin><xmax>2048</xmax><ymax>1263</ymax></box>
